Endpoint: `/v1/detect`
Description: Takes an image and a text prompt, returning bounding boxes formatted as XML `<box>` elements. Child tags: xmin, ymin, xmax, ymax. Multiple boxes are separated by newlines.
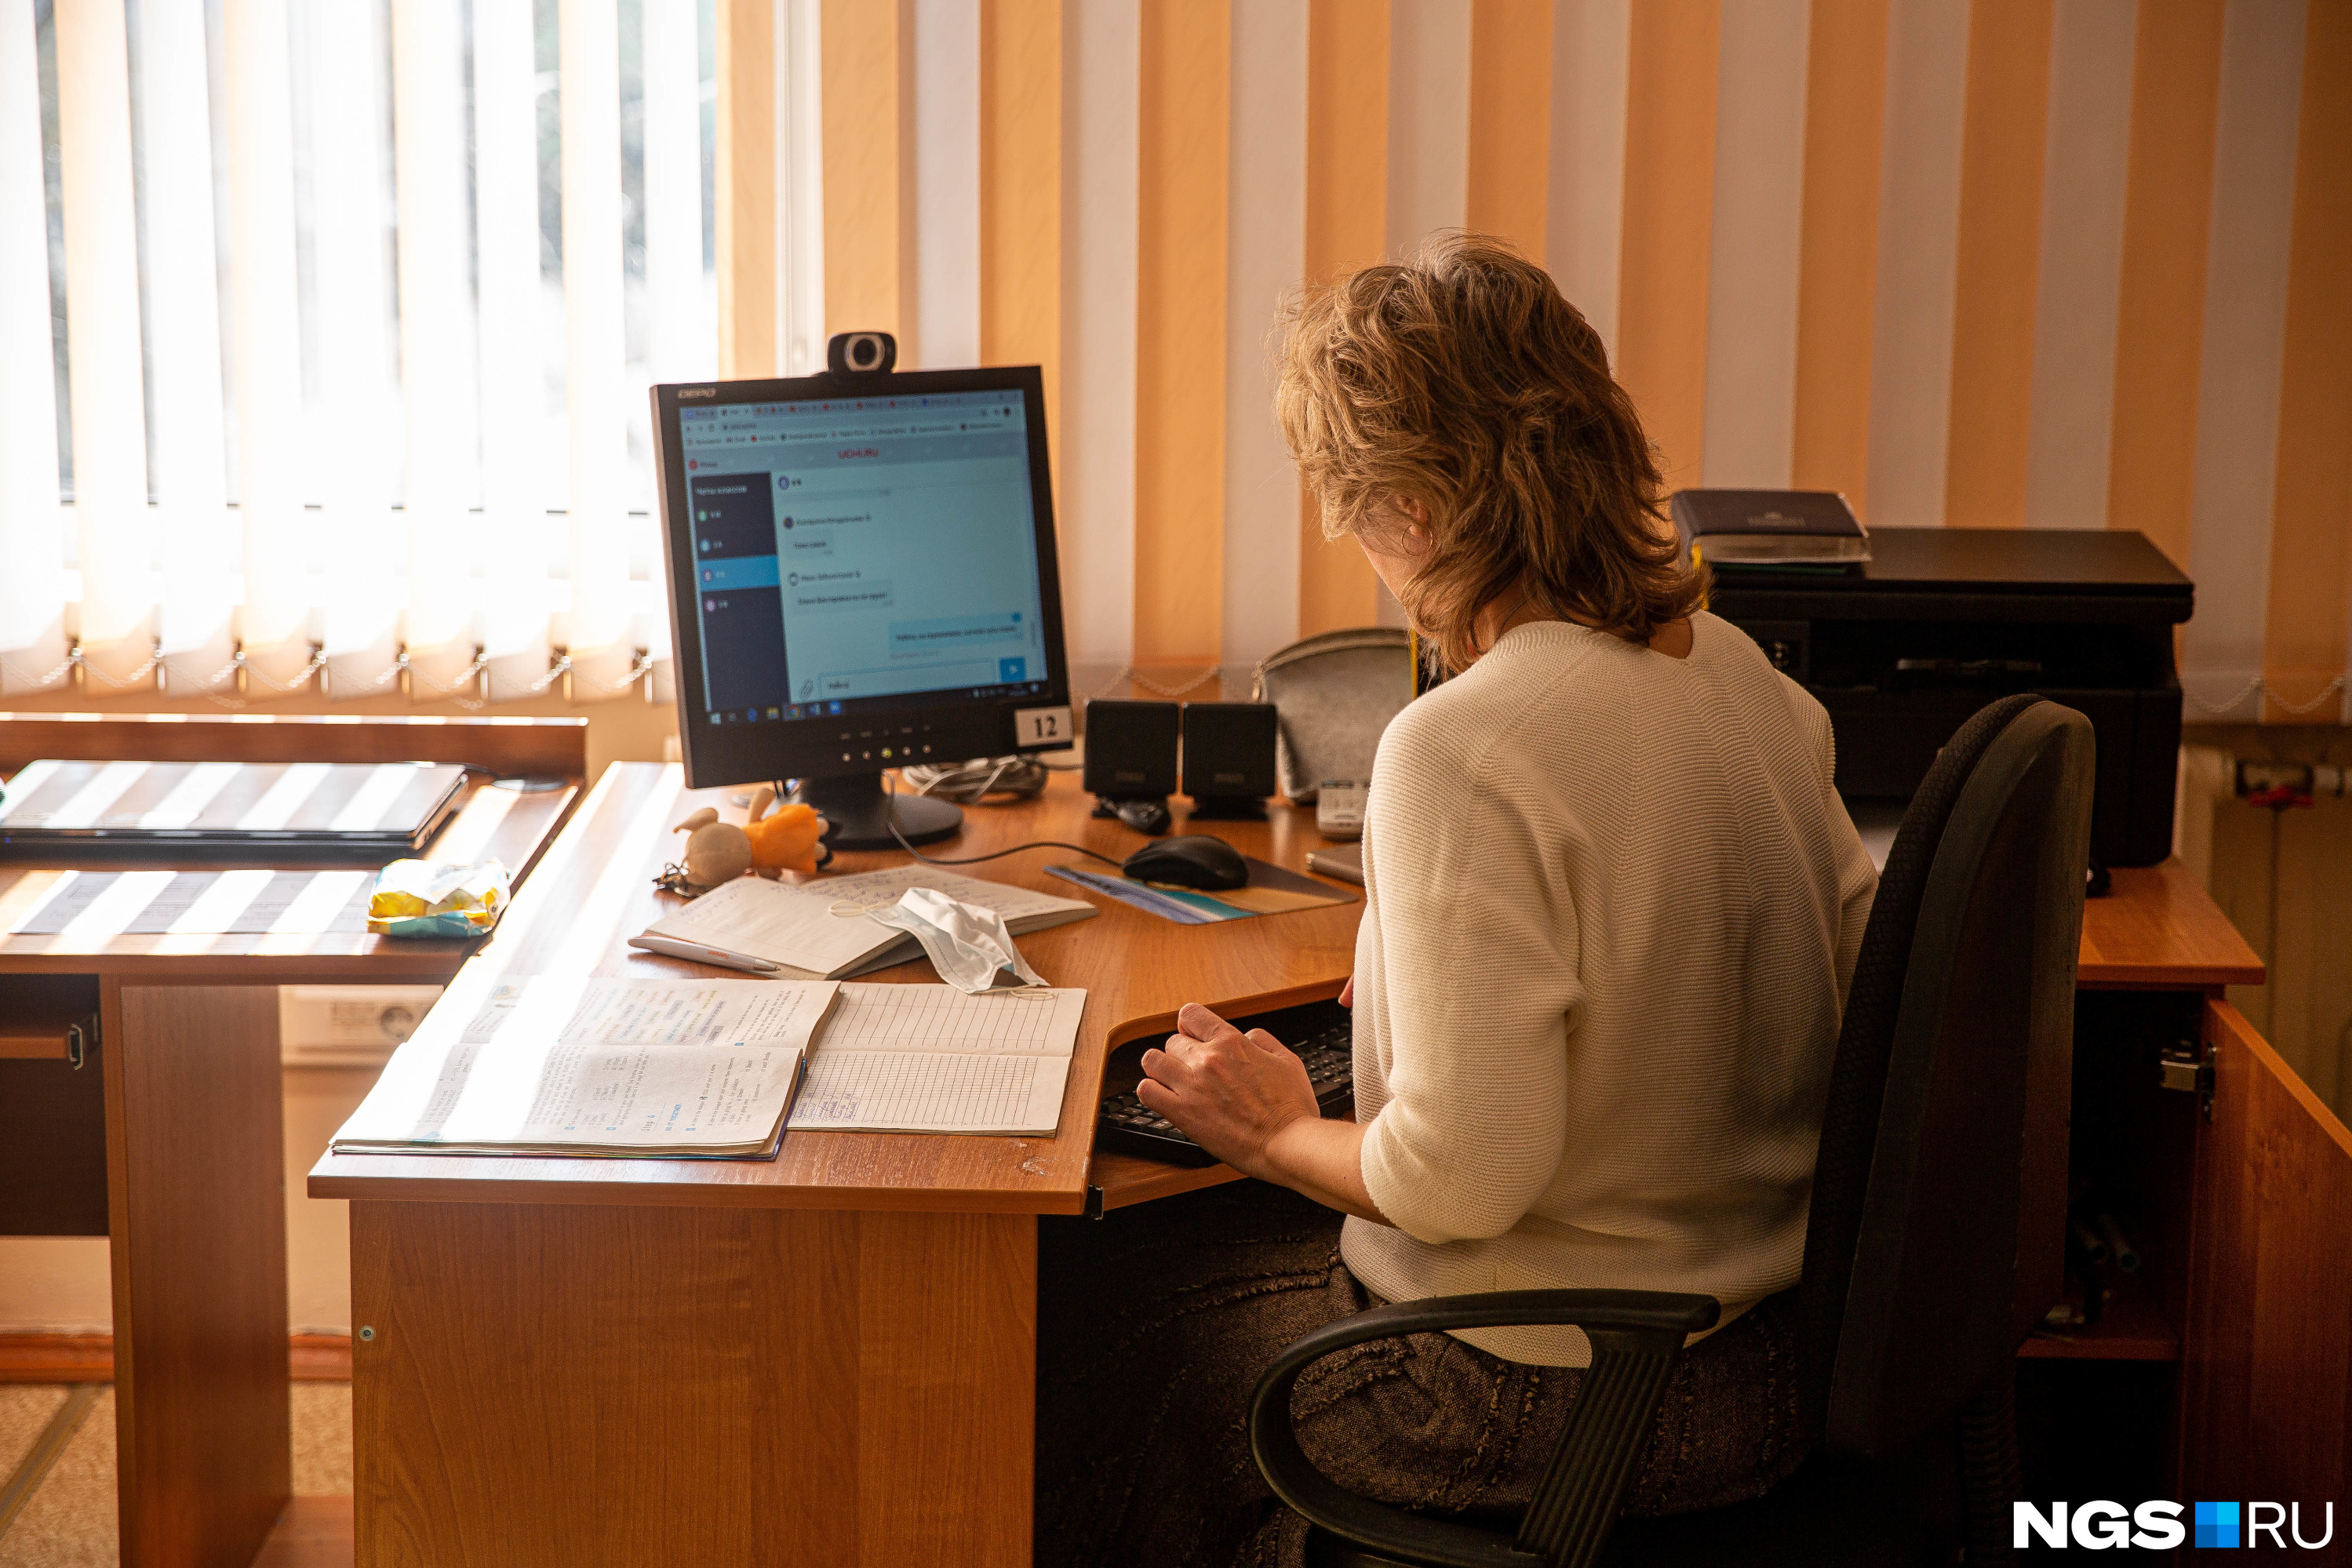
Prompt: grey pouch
<box><xmin>1251</xmin><ymin>629</ymin><xmax>1414</xmax><ymax>803</ymax></box>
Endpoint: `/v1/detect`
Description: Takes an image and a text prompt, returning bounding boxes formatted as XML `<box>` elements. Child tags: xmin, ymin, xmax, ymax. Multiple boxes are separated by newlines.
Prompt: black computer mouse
<box><xmin>1122</xmin><ymin>834</ymin><xmax>1248</xmax><ymax>891</ymax></box>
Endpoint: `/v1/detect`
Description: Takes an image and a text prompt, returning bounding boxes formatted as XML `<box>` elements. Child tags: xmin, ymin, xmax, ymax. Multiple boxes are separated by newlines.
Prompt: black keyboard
<box><xmin>1095</xmin><ymin>999</ymin><xmax>1354</xmax><ymax>1167</ymax></box>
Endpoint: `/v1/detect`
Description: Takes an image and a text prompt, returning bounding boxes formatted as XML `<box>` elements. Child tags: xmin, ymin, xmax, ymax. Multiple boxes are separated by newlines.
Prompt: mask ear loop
<box><xmin>829</xmin><ymin>899</ymin><xmax>901</xmax><ymax>919</ymax></box>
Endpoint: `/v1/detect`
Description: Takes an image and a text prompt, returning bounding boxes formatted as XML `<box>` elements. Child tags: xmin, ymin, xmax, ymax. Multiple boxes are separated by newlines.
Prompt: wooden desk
<box><xmin>1085</xmin><ymin>855</ymin><xmax>2274</xmax><ymax>1218</ymax></box>
<box><xmin>0</xmin><ymin>714</ymin><xmax>584</xmax><ymax>1568</ymax></box>
<box><xmin>2077</xmin><ymin>860</ymin><xmax>2265</xmax><ymax>990</ymax></box>
<box><xmin>311</xmin><ymin>766</ymin><xmax>2350</xmax><ymax>1561</ymax></box>
<box><xmin>310</xmin><ymin>764</ymin><xmax>1360</xmax><ymax>1567</ymax></box>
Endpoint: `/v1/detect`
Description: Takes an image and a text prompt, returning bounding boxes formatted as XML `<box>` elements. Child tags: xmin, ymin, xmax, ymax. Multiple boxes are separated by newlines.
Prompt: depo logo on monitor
<box><xmin>2015</xmin><ymin>1500</ymin><xmax>2336</xmax><ymax>1549</ymax></box>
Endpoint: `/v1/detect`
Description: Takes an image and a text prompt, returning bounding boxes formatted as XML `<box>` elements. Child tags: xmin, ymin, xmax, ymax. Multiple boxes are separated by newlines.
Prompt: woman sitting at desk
<box><xmin>1036</xmin><ymin>232</ymin><xmax>1877</xmax><ymax>1567</ymax></box>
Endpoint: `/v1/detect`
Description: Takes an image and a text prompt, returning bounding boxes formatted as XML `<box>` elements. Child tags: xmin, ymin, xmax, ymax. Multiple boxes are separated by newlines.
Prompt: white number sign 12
<box><xmin>1014</xmin><ymin>705</ymin><xmax>1072</xmax><ymax>747</ymax></box>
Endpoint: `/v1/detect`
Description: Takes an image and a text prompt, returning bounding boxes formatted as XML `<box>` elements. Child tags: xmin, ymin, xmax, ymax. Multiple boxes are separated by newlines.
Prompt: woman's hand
<box><xmin>1137</xmin><ymin>1003</ymin><xmax>1320</xmax><ymax>1179</ymax></box>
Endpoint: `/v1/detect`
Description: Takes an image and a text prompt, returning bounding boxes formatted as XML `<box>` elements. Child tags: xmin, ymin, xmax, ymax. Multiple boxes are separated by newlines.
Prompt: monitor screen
<box><xmin>681</xmin><ymin>387</ymin><xmax>1052</xmax><ymax>721</ymax></box>
<box><xmin>654</xmin><ymin>366</ymin><xmax>1071</xmax><ymax>792</ymax></box>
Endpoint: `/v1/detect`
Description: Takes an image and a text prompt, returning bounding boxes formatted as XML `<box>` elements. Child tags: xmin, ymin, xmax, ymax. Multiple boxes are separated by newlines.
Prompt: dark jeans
<box><xmin>1036</xmin><ymin>1180</ymin><xmax>1806</xmax><ymax>1568</ymax></box>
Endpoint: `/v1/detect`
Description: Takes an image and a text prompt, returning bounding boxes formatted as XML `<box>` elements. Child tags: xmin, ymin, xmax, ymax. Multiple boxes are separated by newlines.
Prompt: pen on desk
<box><xmin>629</xmin><ymin>935</ymin><xmax>780</xmax><ymax>973</ymax></box>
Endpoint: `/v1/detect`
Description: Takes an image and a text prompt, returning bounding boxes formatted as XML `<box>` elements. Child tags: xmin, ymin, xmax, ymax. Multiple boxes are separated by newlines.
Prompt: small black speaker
<box><xmin>1083</xmin><ymin>700</ymin><xmax>1180</xmax><ymax>800</ymax></box>
<box><xmin>1181</xmin><ymin>702</ymin><xmax>1279</xmax><ymax>818</ymax></box>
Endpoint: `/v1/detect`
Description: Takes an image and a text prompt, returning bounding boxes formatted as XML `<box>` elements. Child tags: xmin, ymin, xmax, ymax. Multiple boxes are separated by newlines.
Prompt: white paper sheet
<box><xmin>789</xmin><ymin>1051</ymin><xmax>1072</xmax><ymax>1135</ymax></box>
<box><xmin>785</xmin><ymin>983</ymin><xmax>1087</xmax><ymax>1134</ymax></box>
<box><xmin>821</xmin><ymin>983</ymin><xmax>1087</xmax><ymax>1053</ymax></box>
<box><xmin>333</xmin><ymin>976</ymin><xmax>839</xmax><ymax>1155</ymax></box>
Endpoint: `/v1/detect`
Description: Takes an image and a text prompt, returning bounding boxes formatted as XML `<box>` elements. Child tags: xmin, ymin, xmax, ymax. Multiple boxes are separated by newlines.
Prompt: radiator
<box><xmin>2177</xmin><ymin>744</ymin><xmax>2352</xmax><ymax>1120</ymax></box>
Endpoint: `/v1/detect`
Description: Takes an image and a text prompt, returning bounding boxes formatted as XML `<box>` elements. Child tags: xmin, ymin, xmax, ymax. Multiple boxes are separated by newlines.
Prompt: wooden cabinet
<box><xmin>2181</xmin><ymin>1002</ymin><xmax>2352</xmax><ymax>1537</ymax></box>
<box><xmin>2016</xmin><ymin>879</ymin><xmax>2352</xmax><ymax>1537</ymax></box>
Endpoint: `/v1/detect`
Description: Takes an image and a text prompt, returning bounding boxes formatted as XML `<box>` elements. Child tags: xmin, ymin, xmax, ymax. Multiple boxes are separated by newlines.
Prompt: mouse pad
<box><xmin>1044</xmin><ymin>857</ymin><xmax>1356</xmax><ymax>926</ymax></box>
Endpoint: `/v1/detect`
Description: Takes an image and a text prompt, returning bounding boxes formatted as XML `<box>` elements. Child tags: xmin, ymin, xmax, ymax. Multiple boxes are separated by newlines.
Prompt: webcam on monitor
<box><xmin>828</xmin><ymin>330</ymin><xmax>897</xmax><ymax>377</ymax></box>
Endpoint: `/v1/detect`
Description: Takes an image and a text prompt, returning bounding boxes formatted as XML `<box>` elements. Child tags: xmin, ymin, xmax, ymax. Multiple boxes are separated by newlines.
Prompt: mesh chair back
<box><xmin>1796</xmin><ymin>697</ymin><xmax>2094</xmax><ymax>1457</ymax></box>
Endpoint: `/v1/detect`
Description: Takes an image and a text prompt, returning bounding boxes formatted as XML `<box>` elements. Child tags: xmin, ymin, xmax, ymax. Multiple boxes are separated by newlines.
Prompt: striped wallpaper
<box><xmin>725</xmin><ymin>0</ymin><xmax>2350</xmax><ymax>721</ymax></box>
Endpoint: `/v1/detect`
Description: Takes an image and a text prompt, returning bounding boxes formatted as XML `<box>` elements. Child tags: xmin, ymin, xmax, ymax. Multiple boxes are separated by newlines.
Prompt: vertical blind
<box><xmin>0</xmin><ymin>0</ymin><xmax>728</xmax><ymax>704</ymax></box>
<box><xmin>817</xmin><ymin>0</ymin><xmax>2350</xmax><ymax>724</ymax></box>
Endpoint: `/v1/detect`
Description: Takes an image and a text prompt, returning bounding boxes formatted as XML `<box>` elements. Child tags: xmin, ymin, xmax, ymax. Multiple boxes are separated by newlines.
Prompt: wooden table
<box><xmin>0</xmin><ymin>714</ymin><xmax>584</xmax><ymax>1568</ymax></box>
<box><xmin>308</xmin><ymin>762</ymin><xmax>2310</xmax><ymax>1566</ymax></box>
<box><xmin>309</xmin><ymin>763</ymin><xmax>1360</xmax><ymax>1566</ymax></box>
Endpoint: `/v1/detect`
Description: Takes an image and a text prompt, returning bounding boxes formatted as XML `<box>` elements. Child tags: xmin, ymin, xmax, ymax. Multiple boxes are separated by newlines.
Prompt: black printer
<box><xmin>1706</xmin><ymin>527</ymin><xmax>2191</xmax><ymax>868</ymax></box>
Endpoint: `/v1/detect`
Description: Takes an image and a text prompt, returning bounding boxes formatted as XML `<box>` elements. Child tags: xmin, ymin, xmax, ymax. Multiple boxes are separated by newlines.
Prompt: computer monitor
<box><xmin>651</xmin><ymin>366</ymin><xmax>1074</xmax><ymax>849</ymax></box>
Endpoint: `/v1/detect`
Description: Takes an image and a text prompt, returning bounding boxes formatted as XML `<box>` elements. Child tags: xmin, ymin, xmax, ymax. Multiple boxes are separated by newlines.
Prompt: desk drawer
<box><xmin>0</xmin><ymin>975</ymin><xmax>105</xmax><ymax>1236</ymax></box>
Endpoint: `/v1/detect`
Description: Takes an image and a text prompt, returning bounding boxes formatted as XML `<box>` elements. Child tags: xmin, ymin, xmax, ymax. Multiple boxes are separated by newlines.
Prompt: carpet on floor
<box><xmin>0</xmin><ymin>1383</ymin><xmax>350</xmax><ymax>1568</ymax></box>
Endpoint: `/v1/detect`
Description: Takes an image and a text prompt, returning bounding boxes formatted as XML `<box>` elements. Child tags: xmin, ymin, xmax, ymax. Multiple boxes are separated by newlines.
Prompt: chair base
<box><xmin>1303</xmin><ymin>1456</ymin><xmax>1950</xmax><ymax>1568</ymax></box>
<box><xmin>1307</xmin><ymin>1533</ymin><xmax>1419</xmax><ymax>1568</ymax></box>
<box><xmin>1598</xmin><ymin>1457</ymin><xmax>1946</xmax><ymax>1568</ymax></box>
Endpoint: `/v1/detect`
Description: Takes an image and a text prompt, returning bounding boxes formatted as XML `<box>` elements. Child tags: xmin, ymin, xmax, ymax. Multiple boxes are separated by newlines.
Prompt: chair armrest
<box><xmin>1247</xmin><ymin>1289</ymin><xmax>1720</xmax><ymax>1568</ymax></box>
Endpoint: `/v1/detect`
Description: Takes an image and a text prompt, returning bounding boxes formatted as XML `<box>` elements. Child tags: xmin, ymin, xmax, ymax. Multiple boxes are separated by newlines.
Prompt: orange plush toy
<box><xmin>742</xmin><ymin>786</ymin><xmax>831</xmax><ymax>876</ymax></box>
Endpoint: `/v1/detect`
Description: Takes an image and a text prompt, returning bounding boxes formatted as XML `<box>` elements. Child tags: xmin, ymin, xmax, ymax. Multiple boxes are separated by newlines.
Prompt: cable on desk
<box><xmin>900</xmin><ymin>755</ymin><xmax>1048</xmax><ymax>803</ymax></box>
<box><xmin>881</xmin><ymin>773</ymin><xmax>1126</xmax><ymax>871</ymax></box>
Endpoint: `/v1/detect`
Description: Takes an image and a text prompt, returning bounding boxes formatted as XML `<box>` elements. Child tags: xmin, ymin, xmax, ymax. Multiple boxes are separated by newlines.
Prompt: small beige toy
<box><xmin>661</xmin><ymin>788</ymin><xmax>831</xmax><ymax>895</ymax></box>
<box><xmin>669</xmin><ymin>808</ymin><xmax>754</xmax><ymax>890</ymax></box>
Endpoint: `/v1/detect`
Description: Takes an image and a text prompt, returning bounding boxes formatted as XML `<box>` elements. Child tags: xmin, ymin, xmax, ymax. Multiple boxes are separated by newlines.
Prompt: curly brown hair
<box><xmin>1275</xmin><ymin>231</ymin><xmax>1705</xmax><ymax>674</ymax></box>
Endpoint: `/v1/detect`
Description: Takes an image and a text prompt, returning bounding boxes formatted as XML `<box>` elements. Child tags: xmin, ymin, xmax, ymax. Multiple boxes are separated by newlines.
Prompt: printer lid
<box><xmin>1707</xmin><ymin>527</ymin><xmax>2193</xmax><ymax>626</ymax></box>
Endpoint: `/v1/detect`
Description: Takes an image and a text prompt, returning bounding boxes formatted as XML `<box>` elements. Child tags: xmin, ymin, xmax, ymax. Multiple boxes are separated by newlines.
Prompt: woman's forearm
<box><xmin>1257</xmin><ymin>1115</ymin><xmax>1389</xmax><ymax>1224</ymax></box>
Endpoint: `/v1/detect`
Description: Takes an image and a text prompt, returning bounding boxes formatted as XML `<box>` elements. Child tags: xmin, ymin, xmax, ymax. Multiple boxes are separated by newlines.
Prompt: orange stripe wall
<box><xmin>1297</xmin><ymin>0</ymin><xmax>1390</xmax><ymax>641</ymax></box>
<box><xmin>820</xmin><ymin>0</ymin><xmax>907</xmax><ymax>339</ymax></box>
<box><xmin>785</xmin><ymin>1</ymin><xmax>2350</xmax><ymax>719</ymax></box>
<box><xmin>2104</xmin><ymin>0</ymin><xmax>2225</xmax><ymax>574</ymax></box>
<box><xmin>2262</xmin><ymin>4</ymin><xmax>2352</xmax><ymax>721</ymax></box>
<box><xmin>1132</xmin><ymin>0</ymin><xmax>1230</xmax><ymax>668</ymax></box>
<box><xmin>1465</xmin><ymin>0</ymin><xmax>1553</xmax><ymax>260</ymax></box>
<box><xmin>1942</xmin><ymin>0</ymin><xmax>2054</xmax><ymax>529</ymax></box>
<box><xmin>715</xmin><ymin>0</ymin><xmax>776</xmax><ymax>378</ymax></box>
<box><xmin>1614</xmin><ymin>0</ymin><xmax>1719</xmax><ymax>493</ymax></box>
<box><xmin>979</xmin><ymin>0</ymin><xmax>1062</xmax><ymax>497</ymax></box>
<box><xmin>1790</xmin><ymin>0</ymin><xmax>1889</xmax><ymax>512</ymax></box>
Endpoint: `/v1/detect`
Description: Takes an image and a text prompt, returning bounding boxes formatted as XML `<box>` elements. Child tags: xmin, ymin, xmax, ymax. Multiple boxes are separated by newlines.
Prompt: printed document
<box><xmin>330</xmin><ymin>974</ymin><xmax>838</xmax><ymax>1158</ymax></box>
<box><xmin>789</xmin><ymin>983</ymin><xmax>1086</xmax><ymax>1134</ymax></box>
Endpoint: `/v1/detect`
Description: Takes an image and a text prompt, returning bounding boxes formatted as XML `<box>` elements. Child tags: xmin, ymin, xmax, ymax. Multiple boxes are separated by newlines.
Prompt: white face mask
<box><xmin>866</xmin><ymin>886</ymin><xmax>1048</xmax><ymax>993</ymax></box>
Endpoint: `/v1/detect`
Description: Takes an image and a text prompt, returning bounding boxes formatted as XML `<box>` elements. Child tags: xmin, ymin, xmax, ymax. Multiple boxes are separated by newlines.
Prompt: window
<box><xmin>0</xmin><ymin>0</ymin><xmax>731</xmax><ymax>704</ymax></box>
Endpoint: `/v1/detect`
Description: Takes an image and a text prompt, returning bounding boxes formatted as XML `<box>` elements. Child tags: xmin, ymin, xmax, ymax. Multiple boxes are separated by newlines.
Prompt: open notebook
<box><xmin>789</xmin><ymin>983</ymin><xmax>1087</xmax><ymax>1135</ymax></box>
<box><xmin>329</xmin><ymin>973</ymin><xmax>1087</xmax><ymax>1159</ymax></box>
<box><xmin>632</xmin><ymin>865</ymin><xmax>1096</xmax><ymax>980</ymax></box>
<box><xmin>329</xmin><ymin>975</ymin><xmax>836</xmax><ymax>1159</ymax></box>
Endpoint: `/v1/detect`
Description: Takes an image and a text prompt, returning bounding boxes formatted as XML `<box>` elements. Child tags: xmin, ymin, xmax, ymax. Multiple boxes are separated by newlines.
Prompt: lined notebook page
<box><xmin>820</xmin><ymin>984</ymin><xmax>1085</xmax><ymax>1053</ymax></box>
<box><xmin>793</xmin><ymin>1053</ymin><xmax>1061</xmax><ymax>1133</ymax></box>
<box><xmin>788</xmin><ymin>984</ymin><xmax>1086</xmax><ymax>1135</ymax></box>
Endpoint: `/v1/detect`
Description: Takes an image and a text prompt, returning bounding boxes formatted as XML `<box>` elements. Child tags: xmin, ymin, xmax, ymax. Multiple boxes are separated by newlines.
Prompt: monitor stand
<box><xmin>792</xmin><ymin>773</ymin><xmax>963</xmax><ymax>853</ymax></box>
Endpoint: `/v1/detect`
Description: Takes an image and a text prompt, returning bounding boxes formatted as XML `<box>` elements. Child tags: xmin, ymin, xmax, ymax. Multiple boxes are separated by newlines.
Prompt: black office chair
<box><xmin>1249</xmin><ymin>693</ymin><xmax>2095</xmax><ymax>1568</ymax></box>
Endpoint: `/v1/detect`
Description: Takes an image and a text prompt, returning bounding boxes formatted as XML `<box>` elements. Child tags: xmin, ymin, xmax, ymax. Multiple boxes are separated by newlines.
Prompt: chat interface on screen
<box><xmin>679</xmin><ymin>388</ymin><xmax>1050</xmax><ymax>725</ymax></box>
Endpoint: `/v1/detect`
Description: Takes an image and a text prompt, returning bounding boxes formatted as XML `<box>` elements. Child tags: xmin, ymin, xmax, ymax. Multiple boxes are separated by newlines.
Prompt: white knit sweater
<box><xmin>1342</xmin><ymin>614</ymin><xmax>1877</xmax><ymax>1366</ymax></box>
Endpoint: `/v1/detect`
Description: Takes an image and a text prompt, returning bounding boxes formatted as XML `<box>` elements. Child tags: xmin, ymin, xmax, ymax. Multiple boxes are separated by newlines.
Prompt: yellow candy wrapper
<box><xmin>367</xmin><ymin>858</ymin><xmax>512</xmax><ymax>937</ymax></box>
